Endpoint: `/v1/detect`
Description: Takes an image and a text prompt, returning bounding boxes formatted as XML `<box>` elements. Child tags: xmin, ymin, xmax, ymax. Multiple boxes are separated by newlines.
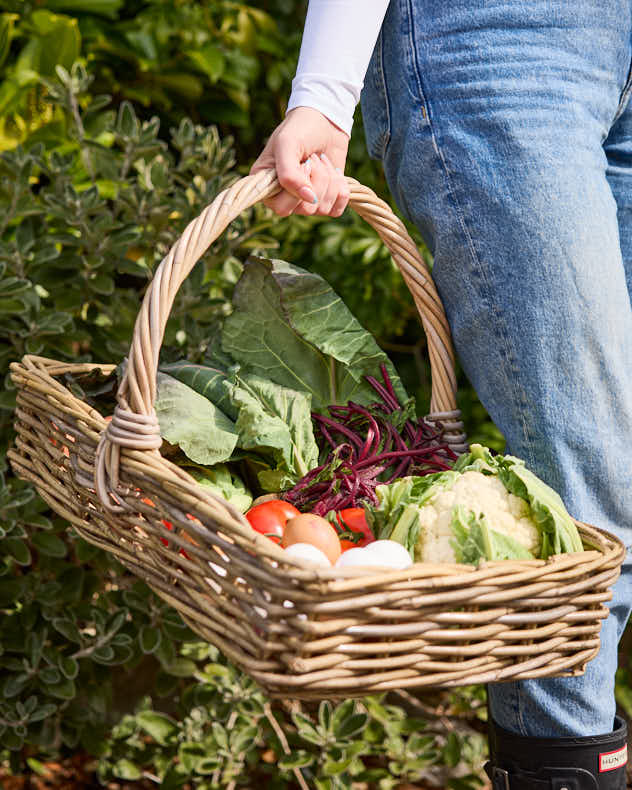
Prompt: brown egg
<box><xmin>282</xmin><ymin>514</ymin><xmax>342</xmax><ymax>565</ymax></box>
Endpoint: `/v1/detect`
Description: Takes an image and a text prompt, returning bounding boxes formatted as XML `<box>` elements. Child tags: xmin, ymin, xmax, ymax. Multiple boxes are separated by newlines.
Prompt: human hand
<box><xmin>250</xmin><ymin>106</ymin><xmax>350</xmax><ymax>217</ymax></box>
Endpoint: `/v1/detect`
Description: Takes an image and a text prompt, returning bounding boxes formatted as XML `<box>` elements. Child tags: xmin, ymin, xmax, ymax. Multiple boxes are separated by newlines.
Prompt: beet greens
<box><xmin>283</xmin><ymin>365</ymin><xmax>457</xmax><ymax>515</ymax></box>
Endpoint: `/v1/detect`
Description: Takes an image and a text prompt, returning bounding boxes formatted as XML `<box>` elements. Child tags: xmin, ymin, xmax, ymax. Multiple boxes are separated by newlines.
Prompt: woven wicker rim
<box><xmin>93</xmin><ymin>169</ymin><xmax>468</xmax><ymax>512</ymax></box>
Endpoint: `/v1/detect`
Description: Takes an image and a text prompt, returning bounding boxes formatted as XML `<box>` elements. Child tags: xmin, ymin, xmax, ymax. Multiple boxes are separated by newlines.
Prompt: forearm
<box><xmin>287</xmin><ymin>0</ymin><xmax>391</xmax><ymax>136</ymax></box>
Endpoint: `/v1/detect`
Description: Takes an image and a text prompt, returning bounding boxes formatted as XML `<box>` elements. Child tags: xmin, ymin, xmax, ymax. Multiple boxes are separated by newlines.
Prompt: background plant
<box><xmin>0</xmin><ymin>1</ymin><xmax>513</xmax><ymax>786</ymax></box>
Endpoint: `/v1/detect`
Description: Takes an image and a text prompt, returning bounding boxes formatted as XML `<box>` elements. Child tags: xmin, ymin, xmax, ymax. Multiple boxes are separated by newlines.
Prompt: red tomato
<box><xmin>339</xmin><ymin>539</ymin><xmax>358</xmax><ymax>553</ymax></box>
<box><xmin>246</xmin><ymin>499</ymin><xmax>300</xmax><ymax>543</ymax></box>
<box><xmin>334</xmin><ymin>508</ymin><xmax>375</xmax><ymax>547</ymax></box>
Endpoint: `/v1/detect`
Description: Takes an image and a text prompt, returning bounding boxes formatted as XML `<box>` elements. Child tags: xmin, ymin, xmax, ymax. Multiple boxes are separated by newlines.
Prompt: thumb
<box><xmin>276</xmin><ymin>145</ymin><xmax>319</xmax><ymax>205</ymax></box>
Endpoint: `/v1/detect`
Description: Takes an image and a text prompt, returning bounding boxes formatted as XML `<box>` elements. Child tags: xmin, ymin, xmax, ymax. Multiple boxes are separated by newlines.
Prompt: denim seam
<box><xmin>374</xmin><ymin>28</ymin><xmax>392</xmax><ymax>159</ymax></box>
<box><xmin>613</xmin><ymin>58</ymin><xmax>632</xmax><ymax>125</ymax></box>
<box><xmin>403</xmin><ymin>0</ymin><xmax>537</xmax><ymax>464</ymax></box>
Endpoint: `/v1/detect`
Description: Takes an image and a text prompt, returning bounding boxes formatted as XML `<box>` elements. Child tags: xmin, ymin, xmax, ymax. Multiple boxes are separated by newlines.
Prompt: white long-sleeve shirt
<box><xmin>286</xmin><ymin>0</ymin><xmax>391</xmax><ymax>136</ymax></box>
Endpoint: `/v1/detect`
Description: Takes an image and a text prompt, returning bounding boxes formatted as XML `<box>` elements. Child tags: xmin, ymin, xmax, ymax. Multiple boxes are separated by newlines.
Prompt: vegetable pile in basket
<box><xmin>84</xmin><ymin>256</ymin><xmax>585</xmax><ymax>569</ymax></box>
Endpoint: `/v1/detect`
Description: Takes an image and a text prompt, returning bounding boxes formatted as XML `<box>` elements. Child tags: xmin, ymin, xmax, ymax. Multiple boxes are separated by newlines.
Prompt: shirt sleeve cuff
<box><xmin>286</xmin><ymin>76</ymin><xmax>359</xmax><ymax>137</ymax></box>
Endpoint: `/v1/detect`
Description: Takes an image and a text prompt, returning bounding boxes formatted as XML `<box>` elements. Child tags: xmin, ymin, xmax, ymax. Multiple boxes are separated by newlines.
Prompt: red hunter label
<box><xmin>599</xmin><ymin>744</ymin><xmax>628</xmax><ymax>772</ymax></box>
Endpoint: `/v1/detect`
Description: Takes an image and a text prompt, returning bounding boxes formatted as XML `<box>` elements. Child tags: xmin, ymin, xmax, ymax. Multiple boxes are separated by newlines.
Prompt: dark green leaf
<box><xmin>38</xmin><ymin>666</ymin><xmax>61</xmax><ymax>685</ymax></box>
<box><xmin>92</xmin><ymin>645</ymin><xmax>115</xmax><ymax>663</ymax></box>
<box><xmin>31</xmin><ymin>532</ymin><xmax>67</xmax><ymax>558</ymax></box>
<box><xmin>47</xmin><ymin>677</ymin><xmax>76</xmax><ymax>700</ymax></box>
<box><xmin>58</xmin><ymin>656</ymin><xmax>79</xmax><ymax>679</ymax></box>
<box><xmin>52</xmin><ymin>619</ymin><xmax>82</xmax><ymax>643</ymax></box>
<box><xmin>139</xmin><ymin>625</ymin><xmax>162</xmax><ymax>654</ymax></box>
<box><xmin>28</xmin><ymin>703</ymin><xmax>57</xmax><ymax>723</ymax></box>
<box><xmin>4</xmin><ymin>673</ymin><xmax>29</xmax><ymax>698</ymax></box>
<box><xmin>4</xmin><ymin>538</ymin><xmax>31</xmax><ymax>566</ymax></box>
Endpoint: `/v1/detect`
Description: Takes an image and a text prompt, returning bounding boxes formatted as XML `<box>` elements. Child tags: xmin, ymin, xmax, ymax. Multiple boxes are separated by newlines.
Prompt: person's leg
<box><xmin>361</xmin><ymin>0</ymin><xmax>632</xmax><ymax>738</ymax></box>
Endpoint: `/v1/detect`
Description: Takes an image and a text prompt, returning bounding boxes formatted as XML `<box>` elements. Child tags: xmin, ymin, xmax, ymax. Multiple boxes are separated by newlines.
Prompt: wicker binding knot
<box><xmin>425</xmin><ymin>409</ymin><xmax>468</xmax><ymax>454</ymax></box>
<box><xmin>7</xmin><ymin>168</ymin><xmax>626</xmax><ymax>700</ymax></box>
<box><xmin>95</xmin><ymin>404</ymin><xmax>162</xmax><ymax>512</ymax></box>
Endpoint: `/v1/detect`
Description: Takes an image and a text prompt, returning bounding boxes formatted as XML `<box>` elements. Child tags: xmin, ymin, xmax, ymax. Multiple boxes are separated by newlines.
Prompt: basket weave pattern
<box><xmin>8</xmin><ymin>170</ymin><xmax>625</xmax><ymax>698</ymax></box>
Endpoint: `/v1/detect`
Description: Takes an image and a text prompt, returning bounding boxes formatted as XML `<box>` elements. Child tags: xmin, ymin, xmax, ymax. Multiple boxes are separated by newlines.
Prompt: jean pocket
<box><xmin>360</xmin><ymin>27</ymin><xmax>391</xmax><ymax>161</ymax></box>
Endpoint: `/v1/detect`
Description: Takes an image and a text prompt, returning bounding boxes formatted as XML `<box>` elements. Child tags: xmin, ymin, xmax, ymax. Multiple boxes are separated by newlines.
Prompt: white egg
<box><xmin>362</xmin><ymin>539</ymin><xmax>413</xmax><ymax>569</ymax></box>
<box><xmin>334</xmin><ymin>547</ymin><xmax>383</xmax><ymax>569</ymax></box>
<box><xmin>283</xmin><ymin>542</ymin><xmax>332</xmax><ymax>567</ymax></box>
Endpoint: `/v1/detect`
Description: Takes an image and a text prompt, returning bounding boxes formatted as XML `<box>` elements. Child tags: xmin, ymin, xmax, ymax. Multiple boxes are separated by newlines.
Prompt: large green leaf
<box><xmin>16</xmin><ymin>11</ymin><xmax>81</xmax><ymax>77</ymax></box>
<box><xmin>228</xmin><ymin>373</ymin><xmax>319</xmax><ymax>490</ymax></box>
<box><xmin>221</xmin><ymin>257</ymin><xmax>408</xmax><ymax>412</ymax></box>
<box><xmin>160</xmin><ymin>361</ymin><xmax>239</xmax><ymax>420</ymax></box>
<box><xmin>161</xmin><ymin>361</ymin><xmax>319</xmax><ymax>492</ymax></box>
<box><xmin>154</xmin><ymin>372</ymin><xmax>238</xmax><ymax>466</ymax></box>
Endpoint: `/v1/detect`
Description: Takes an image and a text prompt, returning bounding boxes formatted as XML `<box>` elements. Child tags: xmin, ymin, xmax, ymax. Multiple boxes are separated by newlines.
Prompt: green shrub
<box><xmin>0</xmin><ymin>0</ymin><xmax>303</xmax><ymax>154</ymax></box>
<box><xmin>0</xmin><ymin>63</ymin><xmax>272</xmax><ymax>767</ymax></box>
<box><xmin>96</xmin><ymin>645</ymin><xmax>488</xmax><ymax>789</ymax></box>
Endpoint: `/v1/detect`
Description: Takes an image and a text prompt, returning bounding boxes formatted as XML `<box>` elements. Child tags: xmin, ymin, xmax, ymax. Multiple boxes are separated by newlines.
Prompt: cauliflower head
<box><xmin>366</xmin><ymin>444</ymin><xmax>584</xmax><ymax>565</ymax></box>
<box><xmin>415</xmin><ymin>471</ymin><xmax>540</xmax><ymax>563</ymax></box>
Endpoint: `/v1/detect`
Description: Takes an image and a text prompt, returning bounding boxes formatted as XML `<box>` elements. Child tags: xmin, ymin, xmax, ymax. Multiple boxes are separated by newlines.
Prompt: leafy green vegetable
<box><xmin>183</xmin><ymin>464</ymin><xmax>252</xmax><ymax>513</ymax></box>
<box><xmin>455</xmin><ymin>445</ymin><xmax>584</xmax><ymax>558</ymax></box>
<box><xmin>450</xmin><ymin>506</ymin><xmax>534</xmax><ymax>563</ymax></box>
<box><xmin>366</xmin><ymin>472</ymin><xmax>460</xmax><ymax>542</ymax></box>
<box><xmin>221</xmin><ymin>257</ymin><xmax>408</xmax><ymax>411</ymax></box>
<box><xmin>160</xmin><ymin>360</ymin><xmax>240</xmax><ymax>421</ymax></box>
<box><xmin>226</xmin><ymin>374</ymin><xmax>319</xmax><ymax>491</ymax></box>
<box><xmin>160</xmin><ymin>363</ymin><xmax>319</xmax><ymax>493</ymax></box>
<box><xmin>154</xmin><ymin>373</ymin><xmax>239</xmax><ymax>466</ymax></box>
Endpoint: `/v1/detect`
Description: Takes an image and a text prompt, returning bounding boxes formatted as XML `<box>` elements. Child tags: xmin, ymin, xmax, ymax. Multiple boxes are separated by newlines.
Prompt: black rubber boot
<box><xmin>485</xmin><ymin>715</ymin><xmax>628</xmax><ymax>789</ymax></box>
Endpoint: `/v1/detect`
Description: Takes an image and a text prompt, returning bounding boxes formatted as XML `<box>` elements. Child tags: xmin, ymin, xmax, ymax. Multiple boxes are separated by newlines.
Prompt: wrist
<box><xmin>285</xmin><ymin>104</ymin><xmax>351</xmax><ymax>139</ymax></box>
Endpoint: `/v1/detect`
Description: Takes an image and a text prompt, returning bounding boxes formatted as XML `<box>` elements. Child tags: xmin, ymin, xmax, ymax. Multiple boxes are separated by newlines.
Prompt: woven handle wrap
<box><xmin>95</xmin><ymin>169</ymin><xmax>467</xmax><ymax>511</ymax></box>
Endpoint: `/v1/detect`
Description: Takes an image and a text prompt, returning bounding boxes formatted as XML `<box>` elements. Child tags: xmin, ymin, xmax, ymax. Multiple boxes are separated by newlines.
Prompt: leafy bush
<box><xmin>0</xmin><ymin>0</ymin><xmax>303</xmax><ymax>154</ymax></box>
<box><xmin>0</xmin><ymin>65</ymin><xmax>270</xmax><ymax>766</ymax></box>
<box><xmin>96</xmin><ymin>644</ymin><xmax>488</xmax><ymax>789</ymax></box>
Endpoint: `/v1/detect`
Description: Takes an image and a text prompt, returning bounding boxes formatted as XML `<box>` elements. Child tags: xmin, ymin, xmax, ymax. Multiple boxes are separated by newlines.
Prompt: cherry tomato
<box><xmin>334</xmin><ymin>507</ymin><xmax>375</xmax><ymax>547</ymax></box>
<box><xmin>246</xmin><ymin>499</ymin><xmax>300</xmax><ymax>543</ymax></box>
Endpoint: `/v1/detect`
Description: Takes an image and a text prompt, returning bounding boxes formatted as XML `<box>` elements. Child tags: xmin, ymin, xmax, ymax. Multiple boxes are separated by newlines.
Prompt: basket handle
<box><xmin>95</xmin><ymin>168</ymin><xmax>467</xmax><ymax>510</ymax></box>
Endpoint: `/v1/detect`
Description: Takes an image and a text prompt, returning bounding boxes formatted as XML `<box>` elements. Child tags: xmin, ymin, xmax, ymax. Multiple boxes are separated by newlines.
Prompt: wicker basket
<box><xmin>8</xmin><ymin>169</ymin><xmax>625</xmax><ymax>700</ymax></box>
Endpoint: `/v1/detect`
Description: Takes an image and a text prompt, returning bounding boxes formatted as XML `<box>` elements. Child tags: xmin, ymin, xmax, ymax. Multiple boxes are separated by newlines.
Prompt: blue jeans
<box><xmin>361</xmin><ymin>0</ymin><xmax>632</xmax><ymax>737</ymax></box>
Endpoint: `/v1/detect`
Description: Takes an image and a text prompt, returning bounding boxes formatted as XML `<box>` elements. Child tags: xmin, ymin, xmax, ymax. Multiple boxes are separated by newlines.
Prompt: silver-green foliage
<box><xmin>96</xmin><ymin>643</ymin><xmax>488</xmax><ymax>790</ymax></box>
<box><xmin>0</xmin><ymin>64</ymin><xmax>274</xmax><ymax>769</ymax></box>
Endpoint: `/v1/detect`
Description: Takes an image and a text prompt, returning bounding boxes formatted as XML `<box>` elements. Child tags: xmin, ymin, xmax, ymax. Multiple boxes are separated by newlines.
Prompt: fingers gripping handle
<box><xmin>95</xmin><ymin>169</ymin><xmax>464</xmax><ymax>511</ymax></box>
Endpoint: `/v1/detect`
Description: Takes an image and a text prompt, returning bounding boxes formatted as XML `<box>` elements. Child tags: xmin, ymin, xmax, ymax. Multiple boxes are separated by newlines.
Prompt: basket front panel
<box><xmin>8</xmin><ymin>361</ymin><xmax>625</xmax><ymax>698</ymax></box>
